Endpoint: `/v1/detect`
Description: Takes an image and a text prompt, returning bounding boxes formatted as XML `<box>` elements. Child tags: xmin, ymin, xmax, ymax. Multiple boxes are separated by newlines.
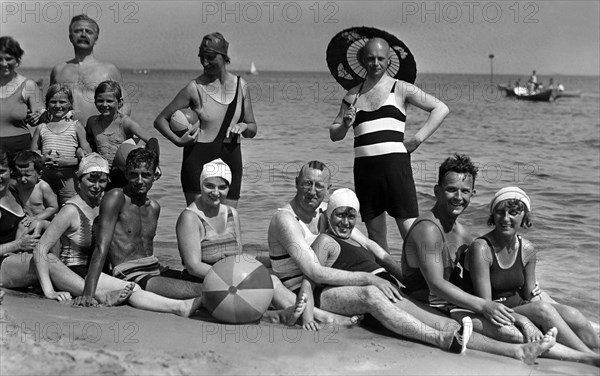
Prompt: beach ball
<box><xmin>203</xmin><ymin>255</ymin><xmax>274</xmax><ymax>324</ymax></box>
<box><xmin>113</xmin><ymin>138</ymin><xmax>141</xmax><ymax>172</ymax></box>
<box><xmin>170</xmin><ymin>108</ymin><xmax>200</xmax><ymax>137</ymax></box>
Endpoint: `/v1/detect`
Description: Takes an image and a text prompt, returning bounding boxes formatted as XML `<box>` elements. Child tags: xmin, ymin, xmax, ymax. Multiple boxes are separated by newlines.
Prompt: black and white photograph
<box><xmin>1</xmin><ymin>1</ymin><xmax>599</xmax><ymax>374</ymax></box>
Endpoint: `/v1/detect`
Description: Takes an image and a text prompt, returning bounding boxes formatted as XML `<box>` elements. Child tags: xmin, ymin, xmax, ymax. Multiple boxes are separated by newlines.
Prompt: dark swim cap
<box><xmin>199</xmin><ymin>32</ymin><xmax>229</xmax><ymax>57</ymax></box>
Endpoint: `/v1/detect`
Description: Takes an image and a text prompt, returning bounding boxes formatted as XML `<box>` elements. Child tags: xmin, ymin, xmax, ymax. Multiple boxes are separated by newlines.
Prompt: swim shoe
<box><xmin>448</xmin><ymin>316</ymin><xmax>473</xmax><ymax>354</ymax></box>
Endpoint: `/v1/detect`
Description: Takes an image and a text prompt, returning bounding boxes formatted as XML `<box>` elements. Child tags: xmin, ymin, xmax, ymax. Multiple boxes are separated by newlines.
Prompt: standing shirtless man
<box><xmin>50</xmin><ymin>14</ymin><xmax>130</xmax><ymax>127</ymax></box>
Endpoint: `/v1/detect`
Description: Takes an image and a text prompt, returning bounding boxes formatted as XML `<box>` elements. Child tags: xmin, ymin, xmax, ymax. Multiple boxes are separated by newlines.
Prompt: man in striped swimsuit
<box><xmin>329</xmin><ymin>37</ymin><xmax>449</xmax><ymax>252</ymax></box>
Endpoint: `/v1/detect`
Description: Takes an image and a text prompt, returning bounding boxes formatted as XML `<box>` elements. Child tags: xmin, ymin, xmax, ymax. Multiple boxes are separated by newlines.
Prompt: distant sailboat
<box><xmin>246</xmin><ymin>61</ymin><xmax>258</xmax><ymax>75</ymax></box>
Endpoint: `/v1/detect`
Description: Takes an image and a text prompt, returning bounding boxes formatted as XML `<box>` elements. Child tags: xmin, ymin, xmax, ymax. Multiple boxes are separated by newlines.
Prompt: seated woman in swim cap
<box><xmin>303</xmin><ymin>188</ymin><xmax>475</xmax><ymax>353</ymax></box>
<box><xmin>461</xmin><ymin>187</ymin><xmax>599</xmax><ymax>354</ymax></box>
<box><xmin>176</xmin><ymin>158</ymin><xmax>241</xmax><ymax>281</ymax></box>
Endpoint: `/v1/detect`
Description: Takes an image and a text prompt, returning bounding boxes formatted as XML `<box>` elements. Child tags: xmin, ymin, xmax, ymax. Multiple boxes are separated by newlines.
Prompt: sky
<box><xmin>2</xmin><ymin>0</ymin><xmax>599</xmax><ymax>75</ymax></box>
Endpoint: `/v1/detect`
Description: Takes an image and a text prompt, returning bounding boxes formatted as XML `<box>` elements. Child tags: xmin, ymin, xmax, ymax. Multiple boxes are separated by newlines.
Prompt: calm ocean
<box><xmin>22</xmin><ymin>68</ymin><xmax>600</xmax><ymax>323</ymax></box>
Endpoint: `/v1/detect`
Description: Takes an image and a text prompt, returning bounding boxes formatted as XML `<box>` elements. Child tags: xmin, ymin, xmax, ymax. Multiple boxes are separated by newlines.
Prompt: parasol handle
<box><xmin>350</xmin><ymin>81</ymin><xmax>365</xmax><ymax>108</ymax></box>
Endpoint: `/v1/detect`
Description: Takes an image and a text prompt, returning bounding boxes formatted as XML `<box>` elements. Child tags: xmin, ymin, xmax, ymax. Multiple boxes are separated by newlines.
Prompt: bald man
<box><xmin>329</xmin><ymin>38</ymin><xmax>449</xmax><ymax>252</ymax></box>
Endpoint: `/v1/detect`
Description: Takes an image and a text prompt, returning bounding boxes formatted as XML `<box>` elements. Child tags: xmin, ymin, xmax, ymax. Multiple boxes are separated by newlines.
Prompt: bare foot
<box><xmin>178</xmin><ymin>296</ymin><xmax>204</xmax><ymax>317</ymax></box>
<box><xmin>262</xmin><ymin>292</ymin><xmax>307</xmax><ymax>325</ymax></box>
<box><xmin>520</xmin><ymin>327</ymin><xmax>558</xmax><ymax>365</ymax></box>
<box><xmin>100</xmin><ymin>282</ymin><xmax>135</xmax><ymax>307</ymax></box>
<box><xmin>315</xmin><ymin>309</ymin><xmax>362</xmax><ymax>327</ymax></box>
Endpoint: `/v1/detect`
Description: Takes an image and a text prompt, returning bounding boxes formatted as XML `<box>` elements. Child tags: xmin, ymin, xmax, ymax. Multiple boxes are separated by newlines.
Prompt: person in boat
<box><xmin>460</xmin><ymin>187</ymin><xmax>599</xmax><ymax>357</ymax></box>
<box><xmin>328</xmin><ymin>37</ymin><xmax>449</xmax><ymax>252</ymax></box>
<box><xmin>154</xmin><ymin>32</ymin><xmax>257</xmax><ymax>208</ymax></box>
<box><xmin>527</xmin><ymin>70</ymin><xmax>538</xmax><ymax>94</ymax></box>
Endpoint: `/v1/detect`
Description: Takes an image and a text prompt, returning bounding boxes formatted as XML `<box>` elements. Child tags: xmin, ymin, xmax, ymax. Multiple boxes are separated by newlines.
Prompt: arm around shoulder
<box><xmin>270</xmin><ymin>212</ymin><xmax>372</xmax><ymax>286</ymax></box>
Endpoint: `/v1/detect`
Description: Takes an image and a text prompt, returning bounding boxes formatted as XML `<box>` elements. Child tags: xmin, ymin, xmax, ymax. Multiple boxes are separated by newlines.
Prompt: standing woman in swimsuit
<box><xmin>462</xmin><ymin>187</ymin><xmax>599</xmax><ymax>353</ymax></box>
<box><xmin>154</xmin><ymin>32</ymin><xmax>257</xmax><ymax>208</ymax></box>
<box><xmin>0</xmin><ymin>36</ymin><xmax>45</xmax><ymax>153</ymax></box>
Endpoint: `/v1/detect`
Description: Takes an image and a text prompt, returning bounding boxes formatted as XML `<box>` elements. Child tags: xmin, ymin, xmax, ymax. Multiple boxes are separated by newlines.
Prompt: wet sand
<box><xmin>1</xmin><ymin>288</ymin><xmax>597</xmax><ymax>376</ymax></box>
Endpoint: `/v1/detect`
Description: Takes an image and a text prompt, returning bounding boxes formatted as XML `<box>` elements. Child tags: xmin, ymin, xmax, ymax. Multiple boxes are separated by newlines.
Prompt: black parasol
<box><xmin>326</xmin><ymin>26</ymin><xmax>417</xmax><ymax>91</ymax></box>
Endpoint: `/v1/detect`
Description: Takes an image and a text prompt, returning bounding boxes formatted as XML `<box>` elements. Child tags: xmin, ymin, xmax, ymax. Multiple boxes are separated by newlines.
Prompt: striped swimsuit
<box><xmin>59</xmin><ymin>196</ymin><xmax>98</xmax><ymax>268</ymax></box>
<box><xmin>347</xmin><ymin>81</ymin><xmax>418</xmax><ymax>220</ymax></box>
<box><xmin>270</xmin><ymin>205</ymin><xmax>325</xmax><ymax>293</ymax></box>
<box><xmin>185</xmin><ymin>204</ymin><xmax>240</xmax><ymax>265</ymax></box>
<box><xmin>39</xmin><ymin>120</ymin><xmax>79</xmax><ymax>158</ymax></box>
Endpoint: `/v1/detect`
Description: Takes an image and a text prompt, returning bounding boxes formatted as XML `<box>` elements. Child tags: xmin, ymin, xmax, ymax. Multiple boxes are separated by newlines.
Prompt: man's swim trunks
<box><xmin>345</xmin><ymin>81</ymin><xmax>418</xmax><ymax>221</ymax></box>
<box><xmin>112</xmin><ymin>255</ymin><xmax>161</xmax><ymax>289</ymax></box>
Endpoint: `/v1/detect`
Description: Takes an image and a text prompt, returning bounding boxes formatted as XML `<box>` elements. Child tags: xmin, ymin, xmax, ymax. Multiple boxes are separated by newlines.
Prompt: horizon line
<box><xmin>19</xmin><ymin>66</ymin><xmax>600</xmax><ymax>78</ymax></box>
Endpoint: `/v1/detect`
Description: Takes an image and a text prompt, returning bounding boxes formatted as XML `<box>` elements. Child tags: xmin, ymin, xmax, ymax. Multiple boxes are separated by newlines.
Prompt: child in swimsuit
<box><xmin>31</xmin><ymin>84</ymin><xmax>92</xmax><ymax>205</ymax></box>
<box><xmin>462</xmin><ymin>187</ymin><xmax>599</xmax><ymax>351</ymax></box>
<box><xmin>86</xmin><ymin>80</ymin><xmax>158</xmax><ymax>190</ymax></box>
<box><xmin>11</xmin><ymin>150</ymin><xmax>58</xmax><ymax>224</ymax></box>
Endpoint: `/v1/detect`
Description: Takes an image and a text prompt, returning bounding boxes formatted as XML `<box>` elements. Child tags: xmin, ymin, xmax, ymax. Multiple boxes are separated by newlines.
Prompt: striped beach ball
<box><xmin>203</xmin><ymin>255</ymin><xmax>274</xmax><ymax>324</ymax></box>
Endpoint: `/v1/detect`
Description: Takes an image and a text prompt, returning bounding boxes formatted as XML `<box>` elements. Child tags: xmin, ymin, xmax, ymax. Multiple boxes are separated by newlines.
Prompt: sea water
<box><xmin>22</xmin><ymin>68</ymin><xmax>600</xmax><ymax>322</ymax></box>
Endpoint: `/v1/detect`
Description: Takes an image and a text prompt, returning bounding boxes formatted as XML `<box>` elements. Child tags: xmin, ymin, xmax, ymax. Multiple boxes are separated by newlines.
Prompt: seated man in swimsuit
<box><xmin>80</xmin><ymin>148</ymin><xmax>204</xmax><ymax>301</ymax></box>
<box><xmin>400</xmin><ymin>153</ymin><xmax>597</xmax><ymax>366</ymax></box>
<box><xmin>268</xmin><ymin>160</ymin><xmax>556</xmax><ymax>363</ymax></box>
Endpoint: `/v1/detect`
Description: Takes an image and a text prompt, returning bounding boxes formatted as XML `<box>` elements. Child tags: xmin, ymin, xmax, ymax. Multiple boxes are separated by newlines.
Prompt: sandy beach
<box><xmin>1</xmin><ymin>288</ymin><xmax>597</xmax><ymax>376</ymax></box>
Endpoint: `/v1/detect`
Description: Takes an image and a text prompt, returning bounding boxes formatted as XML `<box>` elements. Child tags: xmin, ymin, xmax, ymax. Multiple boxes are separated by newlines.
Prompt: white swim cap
<box><xmin>77</xmin><ymin>153</ymin><xmax>109</xmax><ymax>177</ymax></box>
<box><xmin>200</xmin><ymin>158</ymin><xmax>232</xmax><ymax>186</ymax></box>
<box><xmin>490</xmin><ymin>186</ymin><xmax>531</xmax><ymax>213</ymax></box>
<box><xmin>326</xmin><ymin>188</ymin><xmax>360</xmax><ymax>220</ymax></box>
